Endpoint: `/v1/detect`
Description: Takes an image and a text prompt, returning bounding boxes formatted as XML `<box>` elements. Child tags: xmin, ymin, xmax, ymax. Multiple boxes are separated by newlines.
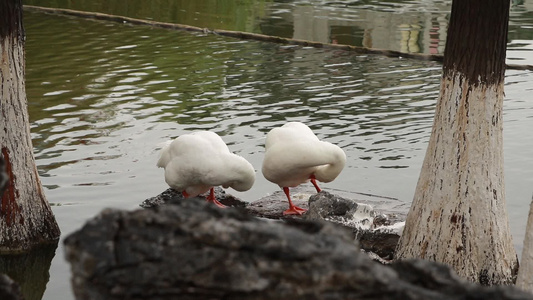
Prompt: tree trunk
<box><xmin>395</xmin><ymin>0</ymin><xmax>518</xmax><ymax>285</ymax></box>
<box><xmin>516</xmin><ymin>196</ymin><xmax>533</xmax><ymax>292</ymax></box>
<box><xmin>0</xmin><ymin>0</ymin><xmax>60</xmax><ymax>252</ymax></box>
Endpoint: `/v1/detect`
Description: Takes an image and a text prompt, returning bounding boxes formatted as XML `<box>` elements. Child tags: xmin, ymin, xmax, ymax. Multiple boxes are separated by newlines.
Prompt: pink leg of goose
<box><xmin>310</xmin><ymin>175</ymin><xmax>321</xmax><ymax>193</ymax></box>
<box><xmin>282</xmin><ymin>187</ymin><xmax>307</xmax><ymax>215</ymax></box>
<box><xmin>182</xmin><ymin>189</ymin><xmax>226</xmax><ymax>208</ymax></box>
<box><xmin>206</xmin><ymin>187</ymin><xmax>226</xmax><ymax>208</ymax></box>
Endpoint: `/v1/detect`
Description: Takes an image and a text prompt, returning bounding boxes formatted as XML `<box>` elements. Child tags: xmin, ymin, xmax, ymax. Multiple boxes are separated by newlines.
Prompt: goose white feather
<box><xmin>157</xmin><ymin>131</ymin><xmax>256</xmax><ymax>204</ymax></box>
<box><xmin>262</xmin><ymin>122</ymin><xmax>346</xmax><ymax>215</ymax></box>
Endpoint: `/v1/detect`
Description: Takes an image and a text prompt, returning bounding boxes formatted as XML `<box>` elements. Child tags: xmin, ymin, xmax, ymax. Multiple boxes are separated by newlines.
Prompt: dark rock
<box><xmin>358</xmin><ymin>231</ymin><xmax>400</xmax><ymax>260</ymax></box>
<box><xmin>140</xmin><ymin>187</ymin><xmax>248</xmax><ymax>208</ymax></box>
<box><xmin>304</xmin><ymin>191</ymin><xmax>403</xmax><ymax>260</ymax></box>
<box><xmin>305</xmin><ymin>191</ymin><xmax>374</xmax><ymax>228</ymax></box>
<box><xmin>142</xmin><ymin>187</ymin><xmax>406</xmax><ymax>260</ymax></box>
<box><xmin>374</xmin><ymin>214</ymin><xmax>393</xmax><ymax>227</ymax></box>
<box><xmin>242</xmin><ymin>186</ymin><xmax>407</xmax><ymax>221</ymax></box>
<box><xmin>139</xmin><ymin>187</ymin><xmax>181</xmax><ymax>208</ymax></box>
<box><xmin>389</xmin><ymin>260</ymin><xmax>531</xmax><ymax>298</ymax></box>
<box><xmin>65</xmin><ymin>199</ymin><xmax>533</xmax><ymax>300</ymax></box>
<box><xmin>244</xmin><ymin>188</ymin><xmax>309</xmax><ymax>219</ymax></box>
<box><xmin>0</xmin><ymin>274</ymin><xmax>23</xmax><ymax>300</ymax></box>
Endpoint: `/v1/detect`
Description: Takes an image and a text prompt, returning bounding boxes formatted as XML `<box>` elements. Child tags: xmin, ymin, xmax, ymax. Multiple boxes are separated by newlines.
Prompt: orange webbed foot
<box><xmin>283</xmin><ymin>206</ymin><xmax>307</xmax><ymax>215</ymax></box>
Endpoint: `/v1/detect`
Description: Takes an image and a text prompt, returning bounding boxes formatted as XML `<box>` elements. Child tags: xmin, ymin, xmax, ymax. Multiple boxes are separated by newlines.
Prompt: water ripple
<box><xmin>23</xmin><ymin>8</ymin><xmax>533</xmax><ymax>249</ymax></box>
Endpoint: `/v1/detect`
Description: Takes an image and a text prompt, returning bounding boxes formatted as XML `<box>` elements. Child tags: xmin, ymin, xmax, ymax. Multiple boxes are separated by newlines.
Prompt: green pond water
<box><xmin>3</xmin><ymin>1</ymin><xmax>533</xmax><ymax>299</ymax></box>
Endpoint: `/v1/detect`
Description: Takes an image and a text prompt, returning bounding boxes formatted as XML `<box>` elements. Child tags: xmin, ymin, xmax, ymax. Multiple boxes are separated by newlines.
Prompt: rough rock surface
<box><xmin>65</xmin><ymin>198</ymin><xmax>533</xmax><ymax>300</ymax></box>
<box><xmin>244</xmin><ymin>188</ymin><xmax>310</xmax><ymax>219</ymax></box>
<box><xmin>305</xmin><ymin>191</ymin><xmax>372</xmax><ymax>225</ymax></box>
<box><xmin>141</xmin><ymin>187</ymin><xmax>407</xmax><ymax>260</ymax></box>
<box><xmin>140</xmin><ymin>187</ymin><xmax>247</xmax><ymax>208</ymax></box>
<box><xmin>0</xmin><ymin>274</ymin><xmax>23</xmax><ymax>300</ymax></box>
<box><xmin>304</xmin><ymin>191</ymin><xmax>403</xmax><ymax>260</ymax></box>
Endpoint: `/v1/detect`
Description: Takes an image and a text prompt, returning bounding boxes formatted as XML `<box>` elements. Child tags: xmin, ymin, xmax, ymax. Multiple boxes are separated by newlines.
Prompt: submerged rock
<box><xmin>305</xmin><ymin>191</ymin><xmax>375</xmax><ymax>229</ymax></box>
<box><xmin>304</xmin><ymin>190</ymin><xmax>404</xmax><ymax>260</ymax></box>
<box><xmin>65</xmin><ymin>198</ymin><xmax>533</xmax><ymax>300</ymax></box>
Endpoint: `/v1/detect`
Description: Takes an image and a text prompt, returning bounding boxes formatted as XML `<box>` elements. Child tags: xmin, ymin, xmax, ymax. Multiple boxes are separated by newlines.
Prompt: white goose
<box><xmin>157</xmin><ymin>131</ymin><xmax>256</xmax><ymax>207</ymax></box>
<box><xmin>262</xmin><ymin>122</ymin><xmax>346</xmax><ymax>215</ymax></box>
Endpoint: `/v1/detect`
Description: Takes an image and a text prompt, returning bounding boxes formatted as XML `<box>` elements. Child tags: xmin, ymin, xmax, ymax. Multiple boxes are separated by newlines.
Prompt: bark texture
<box><xmin>395</xmin><ymin>0</ymin><xmax>517</xmax><ymax>285</ymax></box>
<box><xmin>0</xmin><ymin>0</ymin><xmax>60</xmax><ymax>252</ymax></box>
<box><xmin>516</xmin><ymin>197</ymin><xmax>533</xmax><ymax>292</ymax></box>
<box><xmin>442</xmin><ymin>0</ymin><xmax>510</xmax><ymax>85</ymax></box>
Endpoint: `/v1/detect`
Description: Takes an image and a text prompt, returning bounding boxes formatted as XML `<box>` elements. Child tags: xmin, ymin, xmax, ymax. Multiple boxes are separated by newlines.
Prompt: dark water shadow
<box><xmin>0</xmin><ymin>242</ymin><xmax>58</xmax><ymax>300</ymax></box>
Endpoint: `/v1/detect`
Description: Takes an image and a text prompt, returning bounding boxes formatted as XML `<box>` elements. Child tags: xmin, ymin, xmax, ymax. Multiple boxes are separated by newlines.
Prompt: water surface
<box><xmin>13</xmin><ymin>1</ymin><xmax>533</xmax><ymax>299</ymax></box>
<box><xmin>25</xmin><ymin>0</ymin><xmax>533</xmax><ymax>64</ymax></box>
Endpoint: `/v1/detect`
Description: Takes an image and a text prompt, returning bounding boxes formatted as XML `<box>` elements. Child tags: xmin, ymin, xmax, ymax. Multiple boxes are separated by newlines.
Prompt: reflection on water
<box><xmin>11</xmin><ymin>2</ymin><xmax>533</xmax><ymax>300</ymax></box>
<box><xmin>0</xmin><ymin>243</ymin><xmax>57</xmax><ymax>300</ymax></box>
<box><xmin>25</xmin><ymin>0</ymin><xmax>533</xmax><ymax>62</ymax></box>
